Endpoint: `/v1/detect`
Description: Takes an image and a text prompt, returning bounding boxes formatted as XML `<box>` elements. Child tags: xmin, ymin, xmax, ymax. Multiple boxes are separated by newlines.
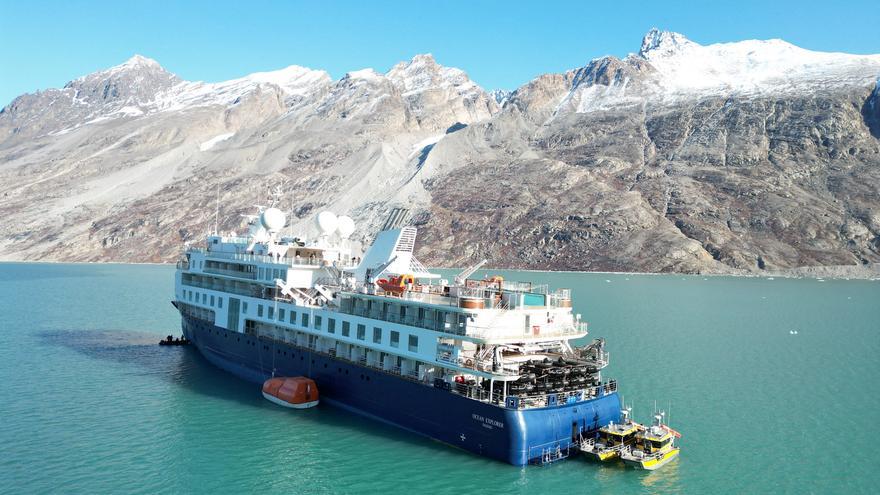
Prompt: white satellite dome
<box><xmin>260</xmin><ymin>207</ymin><xmax>287</xmax><ymax>232</ymax></box>
<box><xmin>316</xmin><ymin>211</ymin><xmax>338</xmax><ymax>235</ymax></box>
<box><xmin>337</xmin><ymin>215</ymin><xmax>355</xmax><ymax>239</ymax></box>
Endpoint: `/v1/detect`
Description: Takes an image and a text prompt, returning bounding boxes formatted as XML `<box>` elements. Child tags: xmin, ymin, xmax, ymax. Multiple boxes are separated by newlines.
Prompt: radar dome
<box><xmin>316</xmin><ymin>211</ymin><xmax>338</xmax><ymax>235</ymax></box>
<box><xmin>260</xmin><ymin>207</ymin><xmax>287</xmax><ymax>232</ymax></box>
<box><xmin>337</xmin><ymin>215</ymin><xmax>355</xmax><ymax>239</ymax></box>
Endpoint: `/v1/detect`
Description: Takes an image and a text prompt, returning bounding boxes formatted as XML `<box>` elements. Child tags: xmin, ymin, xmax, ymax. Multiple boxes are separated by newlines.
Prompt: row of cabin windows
<box><xmin>358</xmin><ymin>298</ymin><xmax>445</xmax><ymax>324</ymax></box>
<box><xmin>257</xmin><ymin>267</ymin><xmax>284</xmax><ymax>281</ymax></box>
<box><xmin>249</xmin><ymin>302</ymin><xmax>421</xmax><ymax>353</ymax></box>
<box><xmin>182</xmin><ymin>289</ymin><xmax>223</xmax><ymax>309</ymax></box>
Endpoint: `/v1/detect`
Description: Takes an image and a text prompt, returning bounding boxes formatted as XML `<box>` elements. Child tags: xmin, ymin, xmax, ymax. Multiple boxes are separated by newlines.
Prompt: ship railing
<box><xmin>435</xmin><ymin>352</ymin><xmax>519</xmax><ymax>376</ymax></box>
<box><xmin>195</xmin><ymin>249</ymin><xmax>358</xmax><ymax>269</ymax></box>
<box><xmin>463</xmin><ymin>322</ymin><xmax>586</xmax><ymax>340</ymax></box>
<box><xmin>203</xmin><ymin>266</ymin><xmax>257</xmax><ymax>279</ymax></box>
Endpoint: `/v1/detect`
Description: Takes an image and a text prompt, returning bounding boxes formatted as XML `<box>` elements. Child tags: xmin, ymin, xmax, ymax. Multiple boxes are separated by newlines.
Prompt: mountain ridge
<box><xmin>1</xmin><ymin>30</ymin><xmax>878</xmax><ymax>275</ymax></box>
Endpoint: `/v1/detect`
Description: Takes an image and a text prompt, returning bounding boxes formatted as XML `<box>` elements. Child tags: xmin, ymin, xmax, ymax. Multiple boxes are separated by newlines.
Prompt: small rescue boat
<box><xmin>620</xmin><ymin>411</ymin><xmax>681</xmax><ymax>470</ymax></box>
<box><xmin>262</xmin><ymin>376</ymin><xmax>319</xmax><ymax>409</ymax></box>
<box><xmin>581</xmin><ymin>407</ymin><xmax>643</xmax><ymax>462</ymax></box>
<box><xmin>159</xmin><ymin>335</ymin><xmax>190</xmax><ymax>346</ymax></box>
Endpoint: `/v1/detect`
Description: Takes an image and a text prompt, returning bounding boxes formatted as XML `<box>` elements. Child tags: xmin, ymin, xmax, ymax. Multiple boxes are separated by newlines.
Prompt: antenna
<box><xmin>214</xmin><ymin>182</ymin><xmax>220</xmax><ymax>235</ymax></box>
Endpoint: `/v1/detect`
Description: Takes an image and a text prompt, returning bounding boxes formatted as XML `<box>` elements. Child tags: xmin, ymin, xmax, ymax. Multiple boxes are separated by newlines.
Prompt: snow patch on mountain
<box><xmin>489</xmin><ymin>89</ymin><xmax>511</xmax><ymax>106</ymax></box>
<box><xmin>562</xmin><ymin>29</ymin><xmax>880</xmax><ymax>114</ymax></box>
<box><xmin>199</xmin><ymin>132</ymin><xmax>235</xmax><ymax>151</ymax></box>
<box><xmin>636</xmin><ymin>28</ymin><xmax>880</xmax><ymax>102</ymax></box>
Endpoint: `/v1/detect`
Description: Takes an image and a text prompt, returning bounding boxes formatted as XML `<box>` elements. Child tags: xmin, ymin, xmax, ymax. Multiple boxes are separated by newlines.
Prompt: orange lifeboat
<box><xmin>262</xmin><ymin>376</ymin><xmax>319</xmax><ymax>409</ymax></box>
<box><xmin>377</xmin><ymin>274</ymin><xmax>416</xmax><ymax>295</ymax></box>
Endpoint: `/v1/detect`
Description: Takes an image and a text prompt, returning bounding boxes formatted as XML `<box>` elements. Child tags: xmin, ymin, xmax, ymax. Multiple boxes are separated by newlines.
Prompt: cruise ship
<box><xmin>172</xmin><ymin>198</ymin><xmax>621</xmax><ymax>465</ymax></box>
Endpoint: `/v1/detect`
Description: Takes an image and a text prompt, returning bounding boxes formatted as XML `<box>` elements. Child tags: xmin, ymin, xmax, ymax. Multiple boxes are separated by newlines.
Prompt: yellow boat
<box><xmin>581</xmin><ymin>407</ymin><xmax>643</xmax><ymax>462</ymax></box>
<box><xmin>620</xmin><ymin>411</ymin><xmax>681</xmax><ymax>470</ymax></box>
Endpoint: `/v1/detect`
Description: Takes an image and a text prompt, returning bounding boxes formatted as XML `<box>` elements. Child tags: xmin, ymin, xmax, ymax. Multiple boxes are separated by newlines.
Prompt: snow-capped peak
<box><xmin>639</xmin><ymin>29</ymin><xmax>695</xmax><ymax>57</ymax></box>
<box><xmin>237</xmin><ymin>65</ymin><xmax>331</xmax><ymax>96</ymax></box>
<box><xmin>636</xmin><ymin>31</ymin><xmax>880</xmax><ymax>98</ymax></box>
<box><xmin>560</xmin><ymin>30</ymin><xmax>880</xmax><ymax>114</ymax></box>
<box><xmin>386</xmin><ymin>53</ymin><xmax>481</xmax><ymax>97</ymax></box>
<box><xmin>120</xmin><ymin>54</ymin><xmax>162</xmax><ymax>69</ymax></box>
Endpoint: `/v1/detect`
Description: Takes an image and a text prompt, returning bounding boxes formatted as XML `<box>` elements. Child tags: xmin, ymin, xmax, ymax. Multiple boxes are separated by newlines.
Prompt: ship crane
<box><xmin>364</xmin><ymin>255</ymin><xmax>398</xmax><ymax>284</ymax></box>
<box><xmin>455</xmin><ymin>259</ymin><xmax>487</xmax><ymax>286</ymax></box>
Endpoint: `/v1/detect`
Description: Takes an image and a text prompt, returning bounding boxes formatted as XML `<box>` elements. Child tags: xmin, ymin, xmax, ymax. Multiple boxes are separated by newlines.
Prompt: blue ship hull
<box><xmin>181</xmin><ymin>314</ymin><xmax>621</xmax><ymax>465</ymax></box>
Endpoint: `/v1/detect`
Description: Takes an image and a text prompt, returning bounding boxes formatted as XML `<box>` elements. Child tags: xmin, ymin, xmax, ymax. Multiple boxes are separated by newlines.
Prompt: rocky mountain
<box><xmin>1</xmin><ymin>31</ymin><xmax>879</xmax><ymax>275</ymax></box>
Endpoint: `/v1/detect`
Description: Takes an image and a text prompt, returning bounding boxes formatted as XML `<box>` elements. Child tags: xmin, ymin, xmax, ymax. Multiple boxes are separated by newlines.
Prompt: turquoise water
<box><xmin>1</xmin><ymin>263</ymin><xmax>877</xmax><ymax>494</ymax></box>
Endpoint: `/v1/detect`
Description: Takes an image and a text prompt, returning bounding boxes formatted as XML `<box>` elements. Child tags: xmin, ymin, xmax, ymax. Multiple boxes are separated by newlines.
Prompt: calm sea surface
<box><xmin>1</xmin><ymin>263</ymin><xmax>877</xmax><ymax>494</ymax></box>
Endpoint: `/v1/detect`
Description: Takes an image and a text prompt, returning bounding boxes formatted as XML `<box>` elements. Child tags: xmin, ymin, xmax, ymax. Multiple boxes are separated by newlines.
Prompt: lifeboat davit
<box><xmin>262</xmin><ymin>377</ymin><xmax>319</xmax><ymax>409</ymax></box>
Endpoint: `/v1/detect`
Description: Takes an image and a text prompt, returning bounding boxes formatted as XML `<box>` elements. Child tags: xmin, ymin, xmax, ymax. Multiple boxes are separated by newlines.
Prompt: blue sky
<box><xmin>1</xmin><ymin>0</ymin><xmax>878</xmax><ymax>105</ymax></box>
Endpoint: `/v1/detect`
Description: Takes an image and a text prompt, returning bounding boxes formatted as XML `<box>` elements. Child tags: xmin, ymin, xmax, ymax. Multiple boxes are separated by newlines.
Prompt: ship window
<box><xmin>210</xmin><ymin>295</ymin><xmax>215</xmax><ymax>306</ymax></box>
<box><xmin>259</xmin><ymin>267</ymin><xmax>264</xmax><ymax>279</ymax></box>
<box><xmin>258</xmin><ymin>305</ymin><xmax>264</xmax><ymax>317</ymax></box>
<box><xmin>279</xmin><ymin>308</ymin><xmax>284</xmax><ymax>321</ymax></box>
<box><xmin>314</xmin><ymin>315</ymin><xmax>322</xmax><ymax>329</ymax></box>
<box><xmin>268</xmin><ymin>306</ymin><xmax>274</xmax><ymax>319</ymax></box>
<box><xmin>356</xmin><ymin>324</ymin><xmax>366</xmax><ymax>340</ymax></box>
<box><xmin>328</xmin><ymin>318</ymin><xmax>336</xmax><ymax>334</ymax></box>
<box><xmin>408</xmin><ymin>335</ymin><xmax>419</xmax><ymax>352</ymax></box>
<box><xmin>242</xmin><ymin>302</ymin><xmax>248</xmax><ymax>313</ymax></box>
<box><xmin>202</xmin><ymin>293</ymin><xmax>207</xmax><ymax>304</ymax></box>
<box><xmin>418</xmin><ymin>308</ymin><xmax>424</xmax><ymax>319</ymax></box>
<box><xmin>367</xmin><ymin>300</ymin><xmax>372</xmax><ymax>311</ymax></box>
<box><xmin>373</xmin><ymin>327</ymin><xmax>382</xmax><ymax>344</ymax></box>
<box><xmin>400</xmin><ymin>306</ymin><xmax>406</xmax><ymax>318</ymax></box>
<box><xmin>342</xmin><ymin>321</ymin><xmax>350</xmax><ymax>337</ymax></box>
<box><xmin>302</xmin><ymin>313</ymin><xmax>309</xmax><ymax>327</ymax></box>
<box><xmin>218</xmin><ymin>298</ymin><xmax>223</xmax><ymax>309</ymax></box>
<box><xmin>188</xmin><ymin>291</ymin><xmax>193</xmax><ymax>301</ymax></box>
<box><xmin>290</xmin><ymin>311</ymin><xmax>296</xmax><ymax>324</ymax></box>
<box><xmin>390</xmin><ymin>331</ymin><xmax>399</xmax><ymax>348</ymax></box>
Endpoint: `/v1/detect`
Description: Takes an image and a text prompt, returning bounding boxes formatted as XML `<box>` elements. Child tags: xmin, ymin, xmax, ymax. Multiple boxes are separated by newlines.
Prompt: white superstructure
<box><xmin>174</xmin><ymin>203</ymin><xmax>612</xmax><ymax>409</ymax></box>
